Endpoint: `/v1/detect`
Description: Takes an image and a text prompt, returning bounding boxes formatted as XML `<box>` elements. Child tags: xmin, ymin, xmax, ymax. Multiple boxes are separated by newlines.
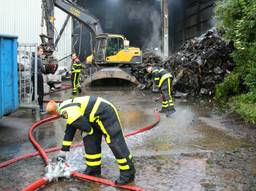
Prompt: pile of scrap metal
<box><xmin>131</xmin><ymin>50</ymin><xmax>163</xmax><ymax>88</ymax></box>
<box><xmin>134</xmin><ymin>28</ymin><xmax>235</xmax><ymax>97</ymax></box>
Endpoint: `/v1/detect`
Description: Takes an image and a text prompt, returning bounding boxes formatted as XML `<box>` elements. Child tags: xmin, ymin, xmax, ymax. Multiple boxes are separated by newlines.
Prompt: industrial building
<box><xmin>0</xmin><ymin>0</ymin><xmax>255</xmax><ymax>190</ymax></box>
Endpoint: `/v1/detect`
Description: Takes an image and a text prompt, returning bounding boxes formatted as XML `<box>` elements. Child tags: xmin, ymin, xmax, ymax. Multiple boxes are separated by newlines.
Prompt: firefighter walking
<box><xmin>46</xmin><ymin>96</ymin><xmax>136</xmax><ymax>185</ymax></box>
<box><xmin>71</xmin><ymin>53</ymin><xmax>82</xmax><ymax>95</ymax></box>
<box><xmin>146</xmin><ymin>65</ymin><xmax>176</xmax><ymax>117</ymax></box>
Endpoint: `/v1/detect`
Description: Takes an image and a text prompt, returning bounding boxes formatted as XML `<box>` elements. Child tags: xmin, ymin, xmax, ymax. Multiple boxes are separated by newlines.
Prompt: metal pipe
<box><xmin>54</xmin><ymin>15</ymin><xmax>71</xmax><ymax>49</ymax></box>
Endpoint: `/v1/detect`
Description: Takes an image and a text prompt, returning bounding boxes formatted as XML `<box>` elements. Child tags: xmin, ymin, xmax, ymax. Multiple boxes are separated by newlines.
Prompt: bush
<box><xmin>230</xmin><ymin>92</ymin><xmax>256</xmax><ymax>124</ymax></box>
<box><xmin>214</xmin><ymin>72</ymin><xmax>240</xmax><ymax>101</ymax></box>
<box><xmin>215</xmin><ymin>0</ymin><xmax>256</xmax><ymax>91</ymax></box>
<box><xmin>215</xmin><ymin>0</ymin><xmax>256</xmax><ymax>123</ymax></box>
<box><xmin>232</xmin><ymin>43</ymin><xmax>256</xmax><ymax>91</ymax></box>
<box><xmin>216</xmin><ymin>0</ymin><xmax>256</xmax><ymax>45</ymax></box>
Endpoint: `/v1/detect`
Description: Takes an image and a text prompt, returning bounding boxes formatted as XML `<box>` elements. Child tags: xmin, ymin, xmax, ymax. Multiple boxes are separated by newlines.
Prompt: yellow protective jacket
<box><xmin>152</xmin><ymin>67</ymin><xmax>172</xmax><ymax>88</ymax></box>
<box><xmin>71</xmin><ymin>61</ymin><xmax>82</xmax><ymax>73</ymax></box>
<box><xmin>58</xmin><ymin>96</ymin><xmax>118</xmax><ymax>151</ymax></box>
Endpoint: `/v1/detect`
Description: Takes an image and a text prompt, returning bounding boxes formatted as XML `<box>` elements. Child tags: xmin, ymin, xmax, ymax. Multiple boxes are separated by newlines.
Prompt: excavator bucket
<box><xmin>84</xmin><ymin>67</ymin><xmax>140</xmax><ymax>86</ymax></box>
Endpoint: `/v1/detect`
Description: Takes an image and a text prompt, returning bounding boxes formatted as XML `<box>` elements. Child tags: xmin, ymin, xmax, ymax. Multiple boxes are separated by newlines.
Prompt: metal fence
<box><xmin>18</xmin><ymin>43</ymin><xmax>40</xmax><ymax>118</ymax></box>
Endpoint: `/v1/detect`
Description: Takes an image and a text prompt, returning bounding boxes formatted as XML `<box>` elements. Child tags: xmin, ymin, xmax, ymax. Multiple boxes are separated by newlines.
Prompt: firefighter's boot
<box><xmin>158</xmin><ymin>108</ymin><xmax>167</xmax><ymax>113</ymax></box>
<box><xmin>165</xmin><ymin>107</ymin><xmax>176</xmax><ymax>117</ymax></box>
<box><xmin>115</xmin><ymin>162</ymin><xmax>136</xmax><ymax>185</ymax></box>
<box><xmin>83</xmin><ymin>166</ymin><xmax>101</xmax><ymax>176</ymax></box>
<box><xmin>78</xmin><ymin>87</ymin><xmax>82</xmax><ymax>93</ymax></box>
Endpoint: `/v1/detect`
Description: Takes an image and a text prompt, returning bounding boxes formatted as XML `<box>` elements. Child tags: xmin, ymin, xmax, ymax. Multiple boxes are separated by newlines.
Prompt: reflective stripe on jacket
<box><xmin>71</xmin><ymin>62</ymin><xmax>82</xmax><ymax>73</ymax></box>
<box><xmin>59</xmin><ymin>96</ymin><xmax>117</xmax><ymax>151</ymax></box>
<box><xmin>152</xmin><ymin>67</ymin><xmax>172</xmax><ymax>87</ymax></box>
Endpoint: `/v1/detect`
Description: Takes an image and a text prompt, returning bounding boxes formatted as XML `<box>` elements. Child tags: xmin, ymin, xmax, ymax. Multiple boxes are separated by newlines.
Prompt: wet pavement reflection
<box><xmin>0</xmin><ymin>86</ymin><xmax>256</xmax><ymax>191</ymax></box>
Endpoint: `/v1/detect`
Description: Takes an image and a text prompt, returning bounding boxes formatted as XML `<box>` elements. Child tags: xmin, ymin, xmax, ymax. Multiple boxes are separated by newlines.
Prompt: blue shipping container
<box><xmin>0</xmin><ymin>34</ymin><xmax>19</xmax><ymax>118</ymax></box>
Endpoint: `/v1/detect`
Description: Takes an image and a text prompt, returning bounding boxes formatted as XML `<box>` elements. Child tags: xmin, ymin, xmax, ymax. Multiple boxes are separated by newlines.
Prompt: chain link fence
<box><xmin>18</xmin><ymin>43</ymin><xmax>40</xmax><ymax>118</ymax></box>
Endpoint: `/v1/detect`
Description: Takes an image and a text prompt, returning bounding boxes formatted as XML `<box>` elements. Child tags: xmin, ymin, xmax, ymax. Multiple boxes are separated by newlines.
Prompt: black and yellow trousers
<box><xmin>71</xmin><ymin>72</ymin><xmax>81</xmax><ymax>95</ymax></box>
<box><xmin>82</xmin><ymin>100</ymin><xmax>135</xmax><ymax>175</ymax></box>
<box><xmin>160</xmin><ymin>78</ymin><xmax>174</xmax><ymax>111</ymax></box>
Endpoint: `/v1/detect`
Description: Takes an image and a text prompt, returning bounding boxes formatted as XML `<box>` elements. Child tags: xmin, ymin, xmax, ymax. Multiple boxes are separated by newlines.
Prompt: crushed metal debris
<box><xmin>133</xmin><ymin>28</ymin><xmax>235</xmax><ymax>96</ymax></box>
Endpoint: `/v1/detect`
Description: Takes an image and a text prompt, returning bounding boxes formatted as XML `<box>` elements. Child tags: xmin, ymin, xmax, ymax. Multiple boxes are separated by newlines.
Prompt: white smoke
<box><xmin>127</xmin><ymin>3</ymin><xmax>161</xmax><ymax>51</ymax></box>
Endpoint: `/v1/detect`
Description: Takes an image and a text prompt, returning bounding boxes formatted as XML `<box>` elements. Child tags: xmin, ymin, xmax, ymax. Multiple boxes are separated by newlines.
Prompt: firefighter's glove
<box><xmin>52</xmin><ymin>151</ymin><xmax>68</xmax><ymax>162</ymax></box>
<box><xmin>137</xmin><ymin>83</ymin><xmax>146</xmax><ymax>90</ymax></box>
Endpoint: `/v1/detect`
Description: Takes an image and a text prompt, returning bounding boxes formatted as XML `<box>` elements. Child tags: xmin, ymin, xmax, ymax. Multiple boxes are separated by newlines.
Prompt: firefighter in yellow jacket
<box><xmin>46</xmin><ymin>96</ymin><xmax>136</xmax><ymax>185</ymax></box>
<box><xmin>146</xmin><ymin>65</ymin><xmax>176</xmax><ymax>117</ymax></box>
<box><xmin>71</xmin><ymin>53</ymin><xmax>82</xmax><ymax>95</ymax></box>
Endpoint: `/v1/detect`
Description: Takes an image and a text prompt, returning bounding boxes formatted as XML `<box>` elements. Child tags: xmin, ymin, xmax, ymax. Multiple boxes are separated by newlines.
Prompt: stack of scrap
<box><xmin>135</xmin><ymin>28</ymin><xmax>235</xmax><ymax>96</ymax></box>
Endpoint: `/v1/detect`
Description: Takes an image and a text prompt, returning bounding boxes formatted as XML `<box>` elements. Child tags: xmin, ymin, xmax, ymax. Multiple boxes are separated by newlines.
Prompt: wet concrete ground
<box><xmin>0</xmin><ymin>85</ymin><xmax>256</xmax><ymax>191</ymax></box>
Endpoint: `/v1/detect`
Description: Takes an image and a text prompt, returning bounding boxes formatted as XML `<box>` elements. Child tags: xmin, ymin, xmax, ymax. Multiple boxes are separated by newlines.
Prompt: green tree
<box><xmin>215</xmin><ymin>0</ymin><xmax>256</xmax><ymax>123</ymax></box>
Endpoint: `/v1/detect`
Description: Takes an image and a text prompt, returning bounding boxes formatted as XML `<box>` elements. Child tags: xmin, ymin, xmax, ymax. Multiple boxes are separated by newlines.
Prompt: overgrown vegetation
<box><xmin>215</xmin><ymin>0</ymin><xmax>256</xmax><ymax>123</ymax></box>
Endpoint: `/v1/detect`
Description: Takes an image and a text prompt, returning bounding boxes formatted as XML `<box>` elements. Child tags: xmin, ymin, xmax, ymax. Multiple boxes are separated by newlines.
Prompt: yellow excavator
<box><xmin>86</xmin><ymin>33</ymin><xmax>142</xmax><ymax>66</ymax></box>
<box><xmin>42</xmin><ymin>0</ymin><xmax>142</xmax><ymax>85</ymax></box>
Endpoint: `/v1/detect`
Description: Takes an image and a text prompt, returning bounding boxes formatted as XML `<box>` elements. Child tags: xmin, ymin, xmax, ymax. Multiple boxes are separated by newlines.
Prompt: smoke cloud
<box><xmin>126</xmin><ymin>2</ymin><xmax>161</xmax><ymax>51</ymax></box>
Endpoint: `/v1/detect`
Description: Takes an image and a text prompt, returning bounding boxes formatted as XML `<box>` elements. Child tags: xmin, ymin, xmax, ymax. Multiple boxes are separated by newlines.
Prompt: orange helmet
<box><xmin>46</xmin><ymin>100</ymin><xmax>59</xmax><ymax>115</ymax></box>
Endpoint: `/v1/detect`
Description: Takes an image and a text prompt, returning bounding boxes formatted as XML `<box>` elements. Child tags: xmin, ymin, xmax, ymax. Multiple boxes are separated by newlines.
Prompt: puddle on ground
<box><xmin>193</xmin><ymin>119</ymin><xmax>252</xmax><ymax>151</ymax></box>
<box><xmin>1</xmin><ymin>87</ymin><xmax>256</xmax><ymax>190</ymax></box>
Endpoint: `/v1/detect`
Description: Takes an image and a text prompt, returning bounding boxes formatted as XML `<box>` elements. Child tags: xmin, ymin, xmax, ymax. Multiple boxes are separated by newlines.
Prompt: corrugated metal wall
<box><xmin>0</xmin><ymin>0</ymin><xmax>72</xmax><ymax>67</ymax></box>
<box><xmin>0</xmin><ymin>0</ymin><xmax>42</xmax><ymax>43</ymax></box>
<box><xmin>169</xmin><ymin>0</ymin><xmax>216</xmax><ymax>52</ymax></box>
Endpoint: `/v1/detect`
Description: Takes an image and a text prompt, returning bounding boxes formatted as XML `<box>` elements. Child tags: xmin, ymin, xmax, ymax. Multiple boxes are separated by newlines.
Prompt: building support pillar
<box><xmin>161</xmin><ymin>0</ymin><xmax>169</xmax><ymax>59</ymax></box>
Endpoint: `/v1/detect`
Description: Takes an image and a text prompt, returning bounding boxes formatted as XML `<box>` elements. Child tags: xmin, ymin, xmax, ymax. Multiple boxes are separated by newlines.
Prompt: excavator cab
<box><xmin>87</xmin><ymin>34</ymin><xmax>142</xmax><ymax>66</ymax></box>
<box><xmin>94</xmin><ymin>37</ymin><xmax>107</xmax><ymax>63</ymax></box>
<box><xmin>106</xmin><ymin>37</ymin><xmax>124</xmax><ymax>57</ymax></box>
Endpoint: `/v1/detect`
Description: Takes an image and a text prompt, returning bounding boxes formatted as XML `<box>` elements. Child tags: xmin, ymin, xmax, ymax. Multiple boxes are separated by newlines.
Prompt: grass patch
<box><xmin>230</xmin><ymin>92</ymin><xmax>256</xmax><ymax>124</ymax></box>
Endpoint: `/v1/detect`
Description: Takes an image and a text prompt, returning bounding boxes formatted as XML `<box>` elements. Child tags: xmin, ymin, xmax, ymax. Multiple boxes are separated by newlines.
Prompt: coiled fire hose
<box><xmin>0</xmin><ymin>109</ymin><xmax>160</xmax><ymax>190</ymax></box>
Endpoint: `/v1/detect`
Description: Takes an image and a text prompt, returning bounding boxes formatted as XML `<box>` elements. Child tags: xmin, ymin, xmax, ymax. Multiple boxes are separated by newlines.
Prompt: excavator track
<box><xmin>84</xmin><ymin>67</ymin><xmax>140</xmax><ymax>86</ymax></box>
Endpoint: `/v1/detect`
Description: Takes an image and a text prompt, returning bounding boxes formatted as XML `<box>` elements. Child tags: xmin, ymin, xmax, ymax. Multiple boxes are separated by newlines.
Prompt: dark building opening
<box><xmin>169</xmin><ymin>0</ymin><xmax>215</xmax><ymax>51</ymax></box>
<box><xmin>73</xmin><ymin>0</ymin><xmax>215</xmax><ymax>60</ymax></box>
<box><xmin>90</xmin><ymin>78</ymin><xmax>133</xmax><ymax>87</ymax></box>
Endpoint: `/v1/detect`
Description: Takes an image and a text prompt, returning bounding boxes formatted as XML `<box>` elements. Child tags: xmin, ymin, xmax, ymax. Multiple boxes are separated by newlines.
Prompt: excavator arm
<box><xmin>54</xmin><ymin>0</ymin><xmax>103</xmax><ymax>35</ymax></box>
<box><xmin>41</xmin><ymin>0</ymin><xmax>103</xmax><ymax>55</ymax></box>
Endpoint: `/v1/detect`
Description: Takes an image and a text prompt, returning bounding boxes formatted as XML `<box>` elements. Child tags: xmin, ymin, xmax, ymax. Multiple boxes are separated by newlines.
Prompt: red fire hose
<box><xmin>21</xmin><ymin>178</ymin><xmax>48</xmax><ymax>191</ymax></box>
<box><xmin>0</xmin><ymin>112</ymin><xmax>160</xmax><ymax>169</ymax></box>
<box><xmin>44</xmin><ymin>84</ymin><xmax>72</xmax><ymax>96</ymax></box>
<box><xmin>5</xmin><ymin>111</ymin><xmax>160</xmax><ymax>191</ymax></box>
<box><xmin>22</xmin><ymin>173</ymin><xmax>144</xmax><ymax>191</ymax></box>
<box><xmin>72</xmin><ymin>172</ymin><xmax>144</xmax><ymax>191</ymax></box>
<box><xmin>28</xmin><ymin>115</ymin><xmax>59</xmax><ymax>166</ymax></box>
<box><xmin>43</xmin><ymin>99</ymin><xmax>64</xmax><ymax>103</ymax></box>
<box><xmin>0</xmin><ymin>144</ymin><xmax>83</xmax><ymax>169</ymax></box>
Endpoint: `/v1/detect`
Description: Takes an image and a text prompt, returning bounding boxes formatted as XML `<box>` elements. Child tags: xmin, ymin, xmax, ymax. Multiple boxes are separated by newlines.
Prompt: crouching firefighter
<box><xmin>46</xmin><ymin>96</ymin><xmax>136</xmax><ymax>185</ymax></box>
<box><xmin>71</xmin><ymin>53</ymin><xmax>82</xmax><ymax>95</ymax></box>
<box><xmin>146</xmin><ymin>65</ymin><xmax>176</xmax><ymax>117</ymax></box>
